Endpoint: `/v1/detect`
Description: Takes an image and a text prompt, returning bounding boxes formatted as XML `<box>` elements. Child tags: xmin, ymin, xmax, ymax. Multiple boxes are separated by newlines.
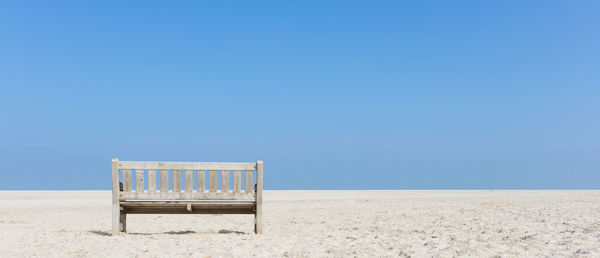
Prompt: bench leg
<box><xmin>112</xmin><ymin>204</ymin><xmax>120</xmax><ymax>235</ymax></box>
<box><xmin>120</xmin><ymin>210</ymin><xmax>127</xmax><ymax>233</ymax></box>
<box><xmin>255</xmin><ymin>209</ymin><xmax>263</xmax><ymax>234</ymax></box>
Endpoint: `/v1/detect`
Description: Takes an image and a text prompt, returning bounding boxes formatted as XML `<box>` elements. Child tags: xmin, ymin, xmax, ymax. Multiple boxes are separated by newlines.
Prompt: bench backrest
<box><xmin>111</xmin><ymin>159</ymin><xmax>263</xmax><ymax>201</ymax></box>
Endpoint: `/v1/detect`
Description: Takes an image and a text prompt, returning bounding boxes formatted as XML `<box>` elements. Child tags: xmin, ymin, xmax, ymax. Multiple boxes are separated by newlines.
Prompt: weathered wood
<box><xmin>113</xmin><ymin>159</ymin><xmax>263</xmax><ymax>234</ymax></box>
<box><xmin>245</xmin><ymin>170</ymin><xmax>253</xmax><ymax>193</ymax></box>
<box><xmin>197</xmin><ymin>170</ymin><xmax>205</xmax><ymax>193</ymax></box>
<box><xmin>121</xmin><ymin>200</ymin><xmax>256</xmax><ymax>205</ymax></box>
<box><xmin>221</xmin><ymin>170</ymin><xmax>229</xmax><ymax>193</ymax></box>
<box><xmin>256</xmin><ymin>160</ymin><xmax>263</xmax><ymax>234</ymax></box>
<box><xmin>117</xmin><ymin>161</ymin><xmax>256</xmax><ymax>171</ymax></box>
<box><xmin>160</xmin><ymin>169</ymin><xmax>168</xmax><ymax>192</ymax></box>
<box><xmin>119</xmin><ymin>210</ymin><xmax>126</xmax><ymax>232</ymax></box>
<box><xmin>121</xmin><ymin>200</ymin><xmax>255</xmax><ymax>209</ymax></box>
<box><xmin>123</xmin><ymin>169</ymin><xmax>132</xmax><ymax>192</ymax></box>
<box><xmin>119</xmin><ymin>192</ymin><xmax>255</xmax><ymax>200</ymax></box>
<box><xmin>125</xmin><ymin>207</ymin><xmax>255</xmax><ymax>215</ymax></box>
<box><xmin>135</xmin><ymin>169</ymin><xmax>144</xmax><ymax>193</ymax></box>
<box><xmin>173</xmin><ymin>169</ymin><xmax>181</xmax><ymax>192</ymax></box>
<box><xmin>184</xmin><ymin>170</ymin><xmax>193</xmax><ymax>192</ymax></box>
<box><xmin>111</xmin><ymin>158</ymin><xmax>120</xmax><ymax>235</ymax></box>
<box><xmin>148</xmin><ymin>170</ymin><xmax>156</xmax><ymax>192</ymax></box>
<box><xmin>233</xmin><ymin>171</ymin><xmax>241</xmax><ymax>193</ymax></box>
<box><xmin>209</xmin><ymin>170</ymin><xmax>217</xmax><ymax>192</ymax></box>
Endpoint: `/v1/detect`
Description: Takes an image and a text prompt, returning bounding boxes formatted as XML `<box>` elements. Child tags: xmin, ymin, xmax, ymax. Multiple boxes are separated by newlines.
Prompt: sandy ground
<box><xmin>0</xmin><ymin>190</ymin><xmax>599</xmax><ymax>257</ymax></box>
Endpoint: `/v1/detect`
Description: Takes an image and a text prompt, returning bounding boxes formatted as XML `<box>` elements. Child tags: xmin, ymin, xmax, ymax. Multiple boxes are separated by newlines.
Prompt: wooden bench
<box><xmin>111</xmin><ymin>158</ymin><xmax>263</xmax><ymax>235</ymax></box>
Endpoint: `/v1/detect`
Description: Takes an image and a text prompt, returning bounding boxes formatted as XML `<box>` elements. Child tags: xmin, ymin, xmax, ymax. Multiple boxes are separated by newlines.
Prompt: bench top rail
<box><xmin>116</xmin><ymin>161</ymin><xmax>256</xmax><ymax>171</ymax></box>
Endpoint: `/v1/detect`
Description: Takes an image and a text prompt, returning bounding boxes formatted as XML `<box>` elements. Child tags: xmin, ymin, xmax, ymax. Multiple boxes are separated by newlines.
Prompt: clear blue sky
<box><xmin>1</xmin><ymin>1</ymin><xmax>598</xmax><ymax>189</ymax></box>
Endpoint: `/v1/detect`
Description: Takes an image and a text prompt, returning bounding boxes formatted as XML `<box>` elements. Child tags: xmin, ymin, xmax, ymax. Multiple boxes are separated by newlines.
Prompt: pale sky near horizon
<box><xmin>1</xmin><ymin>1</ymin><xmax>598</xmax><ymax>189</ymax></box>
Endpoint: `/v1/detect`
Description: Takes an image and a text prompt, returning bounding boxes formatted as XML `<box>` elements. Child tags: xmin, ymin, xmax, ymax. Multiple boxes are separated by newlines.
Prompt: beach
<box><xmin>0</xmin><ymin>190</ymin><xmax>599</xmax><ymax>257</ymax></box>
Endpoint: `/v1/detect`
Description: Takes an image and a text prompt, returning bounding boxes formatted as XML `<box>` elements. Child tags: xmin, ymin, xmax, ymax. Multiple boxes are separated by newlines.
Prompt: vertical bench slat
<box><xmin>221</xmin><ymin>170</ymin><xmax>229</xmax><ymax>193</ymax></box>
<box><xmin>245</xmin><ymin>170</ymin><xmax>253</xmax><ymax>193</ymax></box>
<box><xmin>209</xmin><ymin>170</ymin><xmax>217</xmax><ymax>192</ymax></box>
<box><xmin>135</xmin><ymin>169</ymin><xmax>144</xmax><ymax>192</ymax></box>
<box><xmin>233</xmin><ymin>171</ymin><xmax>241</xmax><ymax>193</ymax></box>
<box><xmin>173</xmin><ymin>169</ymin><xmax>181</xmax><ymax>192</ymax></box>
<box><xmin>197</xmin><ymin>170</ymin><xmax>205</xmax><ymax>193</ymax></box>
<box><xmin>184</xmin><ymin>170</ymin><xmax>193</xmax><ymax>192</ymax></box>
<box><xmin>123</xmin><ymin>169</ymin><xmax>132</xmax><ymax>192</ymax></box>
<box><xmin>160</xmin><ymin>169</ymin><xmax>168</xmax><ymax>192</ymax></box>
<box><xmin>148</xmin><ymin>170</ymin><xmax>156</xmax><ymax>192</ymax></box>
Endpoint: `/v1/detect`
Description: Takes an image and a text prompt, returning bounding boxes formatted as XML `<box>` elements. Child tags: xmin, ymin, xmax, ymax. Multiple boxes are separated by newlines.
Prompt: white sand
<box><xmin>0</xmin><ymin>190</ymin><xmax>599</xmax><ymax>257</ymax></box>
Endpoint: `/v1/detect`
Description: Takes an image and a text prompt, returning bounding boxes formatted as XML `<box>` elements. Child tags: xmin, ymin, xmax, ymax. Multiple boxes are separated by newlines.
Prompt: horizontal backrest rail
<box><xmin>119</xmin><ymin>192</ymin><xmax>255</xmax><ymax>200</ymax></box>
<box><xmin>117</xmin><ymin>161</ymin><xmax>256</xmax><ymax>171</ymax></box>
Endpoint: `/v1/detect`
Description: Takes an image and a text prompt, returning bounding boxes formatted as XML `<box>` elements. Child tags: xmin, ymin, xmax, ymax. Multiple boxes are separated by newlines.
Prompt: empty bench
<box><xmin>111</xmin><ymin>158</ymin><xmax>263</xmax><ymax>235</ymax></box>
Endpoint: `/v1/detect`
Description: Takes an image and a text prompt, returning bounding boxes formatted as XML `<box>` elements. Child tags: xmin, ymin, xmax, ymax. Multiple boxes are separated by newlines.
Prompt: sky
<box><xmin>0</xmin><ymin>1</ymin><xmax>598</xmax><ymax>190</ymax></box>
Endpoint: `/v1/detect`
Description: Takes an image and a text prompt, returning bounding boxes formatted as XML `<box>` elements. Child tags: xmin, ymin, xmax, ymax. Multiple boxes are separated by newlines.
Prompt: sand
<box><xmin>0</xmin><ymin>190</ymin><xmax>599</xmax><ymax>257</ymax></box>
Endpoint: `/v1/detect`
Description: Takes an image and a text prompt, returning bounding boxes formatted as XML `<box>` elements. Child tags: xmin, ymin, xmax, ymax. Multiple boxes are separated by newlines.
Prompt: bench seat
<box><xmin>120</xmin><ymin>200</ymin><xmax>256</xmax><ymax>214</ymax></box>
